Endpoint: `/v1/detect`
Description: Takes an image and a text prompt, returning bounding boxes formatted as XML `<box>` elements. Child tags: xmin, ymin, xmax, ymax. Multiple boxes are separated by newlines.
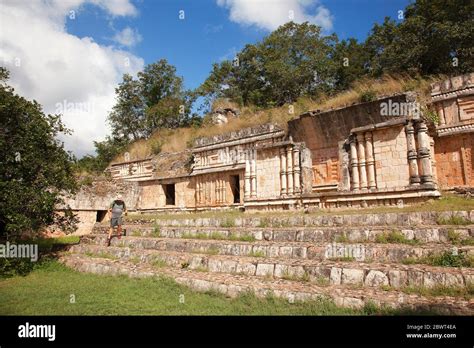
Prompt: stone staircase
<box><xmin>59</xmin><ymin>210</ymin><xmax>474</xmax><ymax>314</ymax></box>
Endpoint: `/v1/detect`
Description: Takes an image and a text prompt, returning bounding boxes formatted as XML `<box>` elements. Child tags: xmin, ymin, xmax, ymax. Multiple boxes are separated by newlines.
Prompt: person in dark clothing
<box><xmin>106</xmin><ymin>194</ymin><xmax>127</xmax><ymax>246</ymax></box>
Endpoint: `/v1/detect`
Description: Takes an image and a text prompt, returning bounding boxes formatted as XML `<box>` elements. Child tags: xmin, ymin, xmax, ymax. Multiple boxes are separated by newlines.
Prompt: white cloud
<box><xmin>113</xmin><ymin>26</ymin><xmax>143</xmax><ymax>47</ymax></box>
<box><xmin>0</xmin><ymin>0</ymin><xmax>144</xmax><ymax>157</ymax></box>
<box><xmin>216</xmin><ymin>0</ymin><xmax>333</xmax><ymax>32</ymax></box>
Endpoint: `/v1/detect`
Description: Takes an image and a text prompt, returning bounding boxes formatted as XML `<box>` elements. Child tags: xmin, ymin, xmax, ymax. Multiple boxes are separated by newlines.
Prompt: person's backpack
<box><xmin>111</xmin><ymin>200</ymin><xmax>125</xmax><ymax>214</ymax></box>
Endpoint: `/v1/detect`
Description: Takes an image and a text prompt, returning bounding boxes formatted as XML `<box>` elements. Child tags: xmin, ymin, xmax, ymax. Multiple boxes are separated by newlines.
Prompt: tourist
<box><xmin>106</xmin><ymin>194</ymin><xmax>127</xmax><ymax>246</ymax></box>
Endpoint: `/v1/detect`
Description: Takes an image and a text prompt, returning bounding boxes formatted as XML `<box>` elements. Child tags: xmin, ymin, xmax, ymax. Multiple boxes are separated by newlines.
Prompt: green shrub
<box><xmin>248</xmin><ymin>251</ymin><xmax>265</xmax><ymax>258</ymax></box>
<box><xmin>149</xmin><ymin>139</ymin><xmax>162</xmax><ymax>155</ymax></box>
<box><xmin>335</xmin><ymin>234</ymin><xmax>349</xmax><ymax>243</ymax></box>
<box><xmin>359</xmin><ymin>90</ymin><xmax>376</xmax><ymax>102</ymax></box>
<box><xmin>258</xmin><ymin>218</ymin><xmax>270</xmax><ymax>228</ymax></box>
<box><xmin>0</xmin><ymin>258</ymin><xmax>35</xmax><ymax>278</ymax></box>
<box><xmin>403</xmin><ymin>251</ymin><xmax>473</xmax><ymax>268</ymax></box>
<box><xmin>220</xmin><ymin>219</ymin><xmax>235</xmax><ymax>228</ymax></box>
<box><xmin>151</xmin><ymin>226</ymin><xmax>161</xmax><ymax>237</ymax></box>
<box><xmin>375</xmin><ymin>230</ymin><xmax>419</xmax><ymax>245</ymax></box>
<box><xmin>429</xmin><ymin>251</ymin><xmax>472</xmax><ymax>268</ymax></box>
<box><xmin>436</xmin><ymin>216</ymin><xmax>470</xmax><ymax>225</ymax></box>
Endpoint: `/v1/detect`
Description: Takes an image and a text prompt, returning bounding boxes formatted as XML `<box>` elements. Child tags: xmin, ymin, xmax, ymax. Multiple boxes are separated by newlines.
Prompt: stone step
<box><xmin>69</xmin><ymin>243</ymin><xmax>474</xmax><ymax>290</ymax></box>
<box><xmin>120</xmin><ymin>210</ymin><xmax>474</xmax><ymax>228</ymax></box>
<box><xmin>59</xmin><ymin>253</ymin><xmax>474</xmax><ymax>315</ymax></box>
<box><xmin>92</xmin><ymin>224</ymin><xmax>474</xmax><ymax>244</ymax></box>
<box><xmin>82</xmin><ymin>234</ymin><xmax>474</xmax><ymax>264</ymax></box>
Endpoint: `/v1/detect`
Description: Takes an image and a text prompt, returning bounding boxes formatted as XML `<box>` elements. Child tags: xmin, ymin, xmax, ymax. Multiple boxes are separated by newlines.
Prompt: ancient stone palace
<box><xmin>64</xmin><ymin>73</ymin><xmax>473</xmax><ymax>229</ymax></box>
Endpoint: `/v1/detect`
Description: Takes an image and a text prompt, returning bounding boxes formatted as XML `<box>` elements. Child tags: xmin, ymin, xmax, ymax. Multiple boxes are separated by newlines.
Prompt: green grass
<box><xmin>381</xmin><ymin>284</ymin><xmax>474</xmax><ymax>300</ymax></box>
<box><xmin>436</xmin><ymin>215</ymin><xmax>471</xmax><ymax>226</ymax></box>
<box><xmin>445</xmin><ymin>229</ymin><xmax>474</xmax><ymax>246</ymax></box>
<box><xmin>257</xmin><ymin>218</ymin><xmax>270</xmax><ymax>228</ymax></box>
<box><xmin>129</xmin><ymin>256</ymin><xmax>141</xmax><ymax>265</ymax></box>
<box><xmin>151</xmin><ymin>259</ymin><xmax>168</xmax><ymax>268</ymax></box>
<box><xmin>229</xmin><ymin>234</ymin><xmax>256</xmax><ymax>242</ymax></box>
<box><xmin>247</xmin><ymin>251</ymin><xmax>266</xmax><ymax>258</ymax></box>
<box><xmin>447</xmin><ymin>229</ymin><xmax>462</xmax><ymax>244</ymax></box>
<box><xmin>84</xmin><ymin>251</ymin><xmax>117</xmax><ymax>260</ymax></box>
<box><xmin>375</xmin><ymin>230</ymin><xmax>419</xmax><ymax>245</ymax></box>
<box><xmin>198</xmin><ymin>247</ymin><xmax>220</xmax><ymax>255</ymax></box>
<box><xmin>281</xmin><ymin>271</ymin><xmax>311</xmax><ymax>283</ymax></box>
<box><xmin>220</xmin><ymin>219</ymin><xmax>235</xmax><ymax>228</ymax></box>
<box><xmin>0</xmin><ymin>260</ymin><xmax>443</xmax><ymax>315</ymax></box>
<box><xmin>25</xmin><ymin>235</ymin><xmax>81</xmax><ymax>252</ymax></box>
<box><xmin>335</xmin><ymin>234</ymin><xmax>350</xmax><ymax>243</ymax></box>
<box><xmin>151</xmin><ymin>226</ymin><xmax>161</xmax><ymax>237</ymax></box>
<box><xmin>402</xmin><ymin>251</ymin><xmax>474</xmax><ymax>268</ymax></box>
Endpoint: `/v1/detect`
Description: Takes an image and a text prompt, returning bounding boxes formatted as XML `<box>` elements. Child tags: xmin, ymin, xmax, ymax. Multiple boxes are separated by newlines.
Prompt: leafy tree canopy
<box><xmin>0</xmin><ymin>67</ymin><xmax>77</xmax><ymax>238</ymax></box>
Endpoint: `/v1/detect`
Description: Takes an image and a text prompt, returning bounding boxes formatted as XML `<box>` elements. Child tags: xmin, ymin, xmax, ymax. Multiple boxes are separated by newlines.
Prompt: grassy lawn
<box><xmin>0</xmin><ymin>260</ymin><xmax>436</xmax><ymax>316</ymax></box>
<box><xmin>126</xmin><ymin>193</ymin><xmax>474</xmax><ymax>222</ymax></box>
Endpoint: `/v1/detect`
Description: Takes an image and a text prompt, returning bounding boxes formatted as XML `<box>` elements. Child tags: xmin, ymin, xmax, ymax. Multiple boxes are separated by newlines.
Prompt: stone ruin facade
<box><xmin>64</xmin><ymin>73</ymin><xmax>473</xmax><ymax>230</ymax></box>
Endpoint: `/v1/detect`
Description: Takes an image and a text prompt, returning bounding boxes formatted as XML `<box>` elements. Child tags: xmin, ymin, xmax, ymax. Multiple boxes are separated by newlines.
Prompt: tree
<box><xmin>198</xmin><ymin>22</ymin><xmax>337</xmax><ymax>108</ymax></box>
<box><xmin>138</xmin><ymin>59</ymin><xmax>194</xmax><ymax>134</ymax></box>
<box><xmin>107</xmin><ymin>74</ymin><xmax>145</xmax><ymax>141</ymax></box>
<box><xmin>108</xmin><ymin>60</ymin><xmax>194</xmax><ymax>139</ymax></box>
<box><xmin>331</xmin><ymin>38</ymin><xmax>371</xmax><ymax>91</ymax></box>
<box><xmin>0</xmin><ymin>67</ymin><xmax>77</xmax><ymax>238</ymax></box>
<box><xmin>366</xmin><ymin>0</ymin><xmax>474</xmax><ymax>76</ymax></box>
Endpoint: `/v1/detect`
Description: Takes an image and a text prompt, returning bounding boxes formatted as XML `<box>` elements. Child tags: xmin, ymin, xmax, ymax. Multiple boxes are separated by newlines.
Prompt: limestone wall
<box><xmin>435</xmin><ymin>134</ymin><xmax>473</xmax><ymax>188</ymax></box>
<box><xmin>196</xmin><ymin>170</ymin><xmax>243</xmax><ymax>207</ymax></box>
<box><xmin>373</xmin><ymin>125</ymin><xmax>410</xmax><ymax>189</ymax></box>
<box><xmin>139</xmin><ymin>177</ymin><xmax>196</xmax><ymax>210</ymax></box>
<box><xmin>256</xmin><ymin>147</ymin><xmax>281</xmax><ymax>199</ymax></box>
<box><xmin>432</xmin><ymin>73</ymin><xmax>474</xmax><ymax>189</ymax></box>
<box><xmin>72</xmin><ymin>210</ymin><xmax>97</xmax><ymax>235</ymax></box>
<box><xmin>288</xmin><ymin>94</ymin><xmax>412</xmax><ymax>190</ymax></box>
<box><xmin>138</xmin><ymin>180</ymin><xmax>164</xmax><ymax>209</ymax></box>
<box><xmin>432</xmin><ymin>73</ymin><xmax>474</xmax><ymax>132</ymax></box>
<box><xmin>62</xmin><ymin>180</ymin><xmax>140</xmax><ymax>211</ymax></box>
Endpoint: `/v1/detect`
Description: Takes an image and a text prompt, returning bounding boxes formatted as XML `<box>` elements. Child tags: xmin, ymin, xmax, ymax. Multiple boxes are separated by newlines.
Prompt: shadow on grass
<box><xmin>0</xmin><ymin>235</ymin><xmax>80</xmax><ymax>279</ymax></box>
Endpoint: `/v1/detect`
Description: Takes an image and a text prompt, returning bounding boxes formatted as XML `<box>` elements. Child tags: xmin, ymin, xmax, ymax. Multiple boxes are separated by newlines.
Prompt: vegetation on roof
<box><xmin>74</xmin><ymin>0</ymin><xmax>473</xmax><ymax>172</ymax></box>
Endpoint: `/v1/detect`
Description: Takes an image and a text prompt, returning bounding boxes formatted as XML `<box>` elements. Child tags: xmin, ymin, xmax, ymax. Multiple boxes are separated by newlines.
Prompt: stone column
<box><xmin>357</xmin><ymin>134</ymin><xmax>368</xmax><ymax>190</ymax></box>
<box><xmin>244</xmin><ymin>149</ymin><xmax>251</xmax><ymax>200</ymax></box>
<box><xmin>416</xmin><ymin>121</ymin><xmax>433</xmax><ymax>184</ymax></box>
<box><xmin>196</xmin><ymin>179</ymin><xmax>201</xmax><ymax>204</ymax></box>
<box><xmin>250</xmin><ymin>148</ymin><xmax>257</xmax><ymax>198</ymax></box>
<box><xmin>405</xmin><ymin>121</ymin><xmax>420</xmax><ymax>185</ymax></box>
<box><xmin>349</xmin><ymin>136</ymin><xmax>359</xmax><ymax>190</ymax></box>
<box><xmin>286</xmin><ymin>146</ymin><xmax>294</xmax><ymax>195</ymax></box>
<box><xmin>223</xmin><ymin>179</ymin><xmax>226</xmax><ymax>202</ymax></box>
<box><xmin>430</xmin><ymin>139</ymin><xmax>437</xmax><ymax>184</ymax></box>
<box><xmin>437</xmin><ymin>104</ymin><xmax>446</xmax><ymax>126</ymax></box>
<box><xmin>365</xmin><ymin>132</ymin><xmax>376</xmax><ymax>189</ymax></box>
<box><xmin>280</xmin><ymin>147</ymin><xmax>287</xmax><ymax>196</ymax></box>
<box><xmin>292</xmin><ymin>147</ymin><xmax>300</xmax><ymax>193</ymax></box>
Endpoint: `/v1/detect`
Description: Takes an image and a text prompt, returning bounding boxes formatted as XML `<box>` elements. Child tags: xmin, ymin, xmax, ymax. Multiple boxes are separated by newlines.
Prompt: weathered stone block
<box><xmin>330</xmin><ymin>267</ymin><xmax>342</xmax><ymax>285</ymax></box>
<box><xmin>365</xmin><ymin>270</ymin><xmax>389</xmax><ymax>287</ymax></box>
<box><xmin>256</xmin><ymin>263</ymin><xmax>275</xmax><ymax>277</ymax></box>
<box><xmin>341</xmin><ymin>268</ymin><xmax>364</xmax><ymax>285</ymax></box>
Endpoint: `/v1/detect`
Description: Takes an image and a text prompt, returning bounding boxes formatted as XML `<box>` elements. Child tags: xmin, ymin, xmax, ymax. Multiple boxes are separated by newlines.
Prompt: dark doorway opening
<box><xmin>96</xmin><ymin>210</ymin><xmax>107</xmax><ymax>222</ymax></box>
<box><xmin>230</xmin><ymin>175</ymin><xmax>240</xmax><ymax>203</ymax></box>
<box><xmin>164</xmin><ymin>184</ymin><xmax>176</xmax><ymax>205</ymax></box>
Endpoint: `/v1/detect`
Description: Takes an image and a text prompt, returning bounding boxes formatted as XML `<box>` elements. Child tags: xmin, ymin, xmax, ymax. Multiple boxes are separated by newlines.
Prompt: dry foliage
<box><xmin>114</xmin><ymin>74</ymin><xmax>442</xmax><ymax>162</ymax></box>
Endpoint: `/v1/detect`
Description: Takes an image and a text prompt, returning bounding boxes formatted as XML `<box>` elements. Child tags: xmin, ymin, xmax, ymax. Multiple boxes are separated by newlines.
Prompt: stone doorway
<box><xmin>164</xmin><ymin>184</ymin><xmax>176</xmax><ymax>205</ymax></box>
<box><xmin>96</xmin><ymin>210</ymin><xmax>107</xmax><ymax>222</ymax></box>
<box><xmin>230</xmin><ymin>175</ymin><xmax>240</xmax><ymax>203</ymax></box>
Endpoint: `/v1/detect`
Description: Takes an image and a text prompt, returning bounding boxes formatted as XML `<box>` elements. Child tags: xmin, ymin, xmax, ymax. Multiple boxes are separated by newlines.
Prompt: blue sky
<box><xmin>1</xmin><ymin>0</ymin><xmax>411</xmax><ymax>156</ymax></box>
<box><xmin>67</xmin><ymin>0</ymin><xmax>410</xmax><ymax>90</ymax></box>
